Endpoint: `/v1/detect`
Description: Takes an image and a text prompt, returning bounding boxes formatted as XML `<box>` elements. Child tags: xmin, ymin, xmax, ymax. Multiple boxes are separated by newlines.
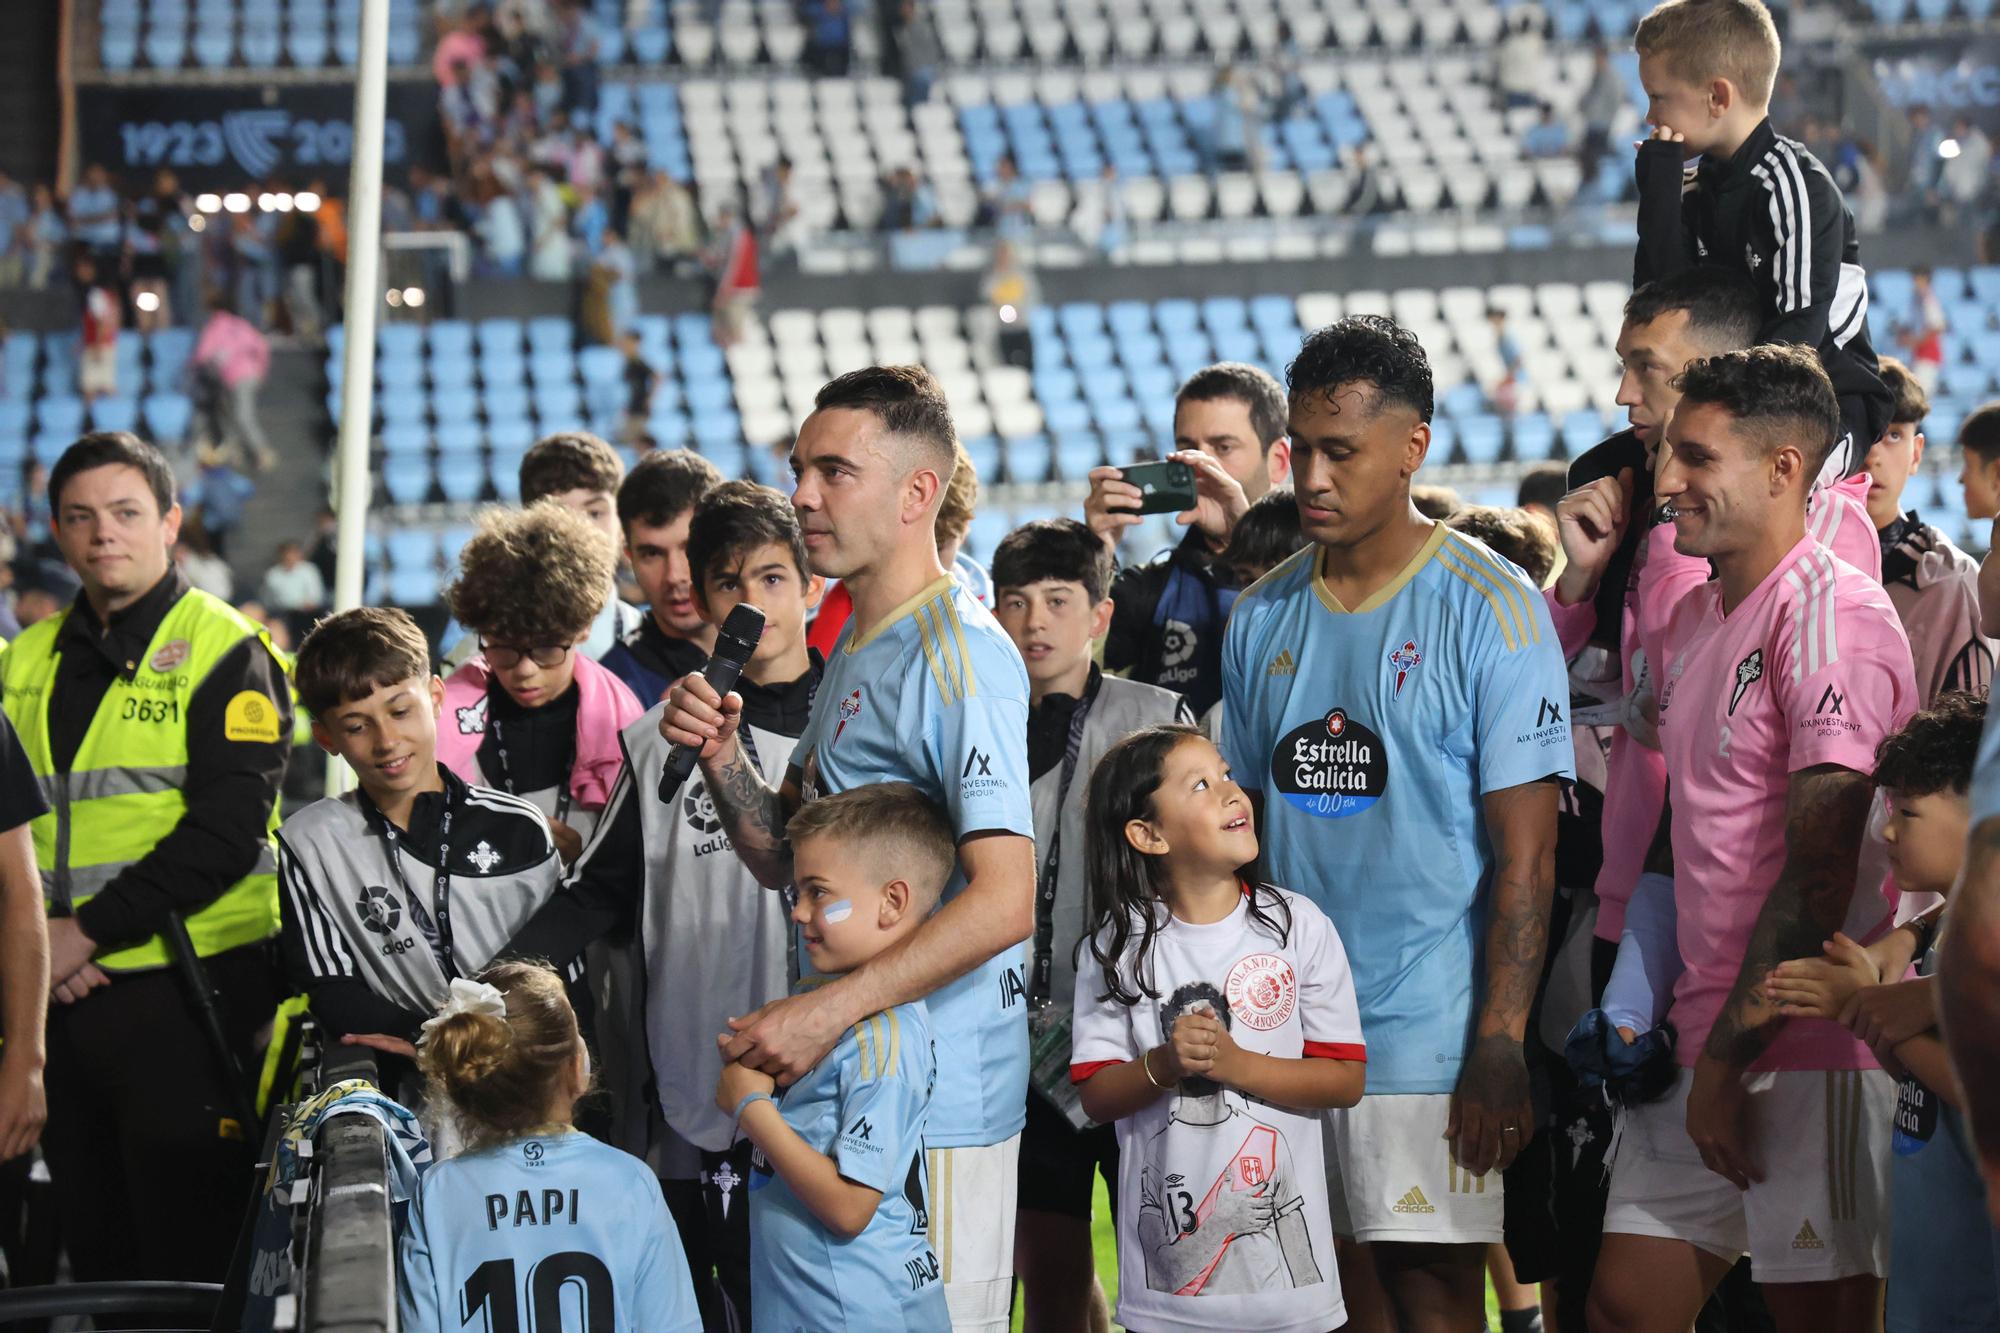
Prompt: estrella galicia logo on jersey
<box><xmin>455</xmin><ymin>693</ymin><xmax>489</xmax><ymax>735</ymax></box>
<box><xmin>832</xmin><ymin>688</ymin><xmax>862</xmax><ymax>744</ymax></box>
<box><xmin>1729</xmin><ymin>649</ymin><xmax>1764</xmax><ymax>716</ymax></box>
<box><xmin>1272</xmin><ymin>708</ymin><xmax>1388</xmax><ymax>818</ymax></box>
<box><xmin>356</xmin><ymin>885</ymin><xmax>401</xmax><ymax>933</ymax></box>
<box><xmin>1225</xmin><ymin>952</ymin><xmax>1298</xmax><ymax>1031</ymax></box>
<box><xmin>1388</xmin><ymin>640</ymin><xmax>1422</xmax><ymax>698</ymax></box>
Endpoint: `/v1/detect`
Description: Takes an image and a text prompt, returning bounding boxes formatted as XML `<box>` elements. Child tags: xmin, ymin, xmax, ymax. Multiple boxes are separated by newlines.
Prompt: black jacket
<box><xmin>1635</xmin><ymin>118</ymin><xmax>1890</xmax><ymax>469</ymax></box>
<box><xmin>1102</xmin><ymin>528</ymin><xmax>1233</xmax><ymax>716</ymax></box>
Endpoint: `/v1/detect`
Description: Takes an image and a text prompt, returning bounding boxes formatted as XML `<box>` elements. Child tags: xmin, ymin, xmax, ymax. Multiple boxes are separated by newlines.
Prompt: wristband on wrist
<box><xmin>733</xmin><ymin>1090</ymin><xmax>774</xmax><ymax>1128</ymax></box>
<box><xmin>1142</xmin><ymin>1047</ymin><xmax>1167</xmax><ymax>1090</ymax></box>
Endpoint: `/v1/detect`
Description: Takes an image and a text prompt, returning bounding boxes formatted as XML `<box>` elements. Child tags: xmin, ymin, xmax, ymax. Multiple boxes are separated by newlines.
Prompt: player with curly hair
<box><xmin>436</xmin><ymin>501</ymin><xmax>644</xmax><ymax>867</ymax></box>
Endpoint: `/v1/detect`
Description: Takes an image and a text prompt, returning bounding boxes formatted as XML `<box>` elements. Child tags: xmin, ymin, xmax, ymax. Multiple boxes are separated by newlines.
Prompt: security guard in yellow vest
<box><xmin>0</xmin><ymin>433</ymin><xmax>291</xmax><ymax>1290</ymax></box>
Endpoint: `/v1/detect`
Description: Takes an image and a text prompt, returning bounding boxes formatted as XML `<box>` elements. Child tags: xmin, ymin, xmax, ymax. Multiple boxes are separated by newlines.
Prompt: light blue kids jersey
<box><xmin>791</xmin><ymin>575</ymin><xmax>1035</xmax><ymax>1147</ymax></box>
<box><xmin>749</xmin><ymin>993</ymin><xmax>949</xmax><ymax>1333</ymax></box>
<box><xmin>398</xmin><ymin>1131</ymin><xmax>702</xmax><ymax>1333</ymax></box>
<box><xmin>1220</xmin><ymin>526</ymin><xmax>1575</xmax><ymax>1094</ymax></box>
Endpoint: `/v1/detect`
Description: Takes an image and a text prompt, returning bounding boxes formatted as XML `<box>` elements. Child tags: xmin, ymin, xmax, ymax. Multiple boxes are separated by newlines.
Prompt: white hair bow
<box><xmin>421</xmin><ymin>977</ymin><xmax>509</xmax><ymax>1039</ymax></box>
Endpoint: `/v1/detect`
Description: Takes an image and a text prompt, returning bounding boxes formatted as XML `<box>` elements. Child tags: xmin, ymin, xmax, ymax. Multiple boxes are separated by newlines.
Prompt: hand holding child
<box><xmin>1763</xmin><ymin>933</ymin><xmax>1877</xmax><ymax>1020</ymax></box>
<box><xmin>715</xmin><ymin>1042</ymin><xmax>778</xmax><ymax>1116</ymax></box>
<box><xmin>1841</xmin><ymin>975</ymin><xmax>1937</xmax><ymax>1056</ymax></box>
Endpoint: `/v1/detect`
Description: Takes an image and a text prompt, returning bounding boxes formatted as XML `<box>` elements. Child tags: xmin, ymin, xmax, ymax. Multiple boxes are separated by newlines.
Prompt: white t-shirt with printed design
<box><xmin>1070</xmin><ymin>886</ymin><xmax>1365</xmax><ymax>1333</ymax></box>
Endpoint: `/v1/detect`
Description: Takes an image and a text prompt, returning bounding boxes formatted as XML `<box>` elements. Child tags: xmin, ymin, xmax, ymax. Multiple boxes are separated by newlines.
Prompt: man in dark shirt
<box><xmin>1082</xmin><ymin>362</ymin><xmax>1290</xmax><ymax>714</ymax></box>
<box><xmin>0</xmin><ymin>432</ymin><xmax>291</xmax><ymax>1289</ymax></box>
<box><xmin>0</xmin><ymin>707</ymin><xmax>48</xmax><ymax>1165</ymax></box>
<box><xmin>601</xmin><ymin>449</ymin><xmax>724</xmax><ymax>703</ymax></box>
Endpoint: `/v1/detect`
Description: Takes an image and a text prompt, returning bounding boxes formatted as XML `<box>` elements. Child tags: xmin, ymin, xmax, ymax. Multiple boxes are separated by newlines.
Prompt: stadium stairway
<box><xmin>229</xmin><ymin>347</ymin><xmax>331</xmax><ymax>594</ymax></box>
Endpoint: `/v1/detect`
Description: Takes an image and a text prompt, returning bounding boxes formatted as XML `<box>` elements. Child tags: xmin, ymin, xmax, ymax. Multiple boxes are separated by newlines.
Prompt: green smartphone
<box><xmin>1121</xmin><ymin>459</ymin><xmax>1197</xmax><ymax>516</ymax></box>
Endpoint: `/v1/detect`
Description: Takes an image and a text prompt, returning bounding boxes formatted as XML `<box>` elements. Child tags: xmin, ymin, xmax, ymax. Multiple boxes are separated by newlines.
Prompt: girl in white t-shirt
<box><xmin>1069</xmin><ymin>724</ymin><xmax>1367</xmax><ymax>1333</ymax></box>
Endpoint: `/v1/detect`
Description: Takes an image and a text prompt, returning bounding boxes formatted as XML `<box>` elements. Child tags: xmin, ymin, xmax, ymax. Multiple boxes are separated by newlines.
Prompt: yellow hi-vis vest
<box><xmin>0</xmin><ymin>587</ymin><xmax>284</xmax><ymax>972</ymax></box>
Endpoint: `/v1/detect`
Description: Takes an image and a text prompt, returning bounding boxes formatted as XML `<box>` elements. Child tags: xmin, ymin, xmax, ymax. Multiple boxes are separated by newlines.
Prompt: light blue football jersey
<box><xmin>397</xmin><ymin>1131</ymin><xmax>702</xmax><ymax>1333</ymax></box>
<box><xmin>791</xmin><ymin>575</ymin><xmax>1034</xmax><ymax>1147</ymax></box>
<box><xmin>1220</xmin><ymin>525</ymin><xmax>1575</xmax><ymax>1094</ymax></box>
<box><xmin>749</xmin><ymin>994</ymin><xmax>949</xmax><ymax>1333</ymax></box>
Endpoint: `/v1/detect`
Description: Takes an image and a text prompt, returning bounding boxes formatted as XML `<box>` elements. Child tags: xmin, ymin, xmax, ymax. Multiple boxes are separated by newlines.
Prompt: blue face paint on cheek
<box><xmin>821</xmin><ymin>899</ymin><xmax>854</xmax><ymax>925</ymax></box>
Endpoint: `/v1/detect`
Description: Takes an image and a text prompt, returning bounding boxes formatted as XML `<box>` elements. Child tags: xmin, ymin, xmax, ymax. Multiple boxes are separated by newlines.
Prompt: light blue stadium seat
<box><xmin>386</xmin><ymin>527</ymin><xmax>436</xmax><ymax>571</ymax></box>
<box><xmin>963</xmin><ymin>436</ymin><xmax>1002</xmax><ymax>487</ymax></box>
<box><xmin>1131</xmin><ymin>364</ymin><xmax>1178</xmax><ymax>404</ymax></box>
<box><xmin>388</xmin><ymin>566</ymin><xmax>439</xmax><ymax>605</ymax></box>
<box><xmin>431</xmin><ymin>387</ymin><xmax>480</xmax><ymax>426</ymax></box>
<box><xmin>527</xmin><ymin>317</ymin><xmax>574</xmax><ymax>356</ymax></box>
<box><xmin>144</xmin><ymin>27</ymin><xmax>187</xmax><ymax>68</ymax></box>
<box><xmin>1044</xmin><ymin>399</ymin><xmax>1092</xmax><ymax>438</ymax></box>
<box><xmin>428</xmin><ymin>320</ymin><xmax>474</xmax><ymax>357</ymax></box>
<box><xmin>1093</xmin><ymin>398</ymin><xmax>1143</xmax><ymax>435</ymax></box>
<box><xmin>0</xmin><ymin>402</ymin><xmax>27</xmax><ymax>436</ymax></box>
<box><xmin>381</xmin><ymin>456</ymin><xmax>432</xmax><ymax>506</ymax></box>
<box><xmin>36</xmin><ymin>397</ymin><xmax>84</xmax><ymax>438</ymax></box>
<box><xmin>479</xmin><ymin>347</ymin><xmax>527</xmax><ymax>389</ymax></box>
<box><xmin>1201</xmin><ymin>297</ymin><xmax>1249</xmax><ymax>333</ymax></box>
<box><xmin>578</xmin><ymin>345</ymin><xmax>623</xmax><ymax>386</ymax></box>
<box><xmin>1155</xmin><ymin>300</ymin><xmax>1201</xmax><ymax>335</ymax></box>
<box><xmin>477</xmin><ymin>319</ymin><xmax>524</xmax><ymax>356</ymax></box>
<box><xmin>33</xmin><ymin>435</ymin><xmax>72</xmax><ymax>469</ymax></box>
<box><xmin>533</xmin><ymin>382</ymin><xmax>583</xmax><ymax>422</ymax></box>
<box><xmin>91</xmin><ymin>397</ymin><xmax>140</xmax><ymax>435</ymax></box>
<box><xmin>1067</xmin><ymin>333</ymin><xmax>1116</xmax><ymax>371</ymax></box>
<box><xmin>381</xmin><ymin>423</ymin><xmax>430</xmax><ymax>455</ymax></box>
<box><xmin>1560</xmin><ymin>409</ymin><xmax>1607</xmax><ymax>454</ymax></box>
<box><xmin>287</xmin><ymin>23</ymin><xmax>329</xmax><ymax>66</ymax></box>
<box><xmin>1053</xmin><ymin>435</ymin><xmax>1103</xmax><ymax>480</ymax></box>
<box><xmin>1511</xmin><ymin>413</ymin><xmax>1557</xmax><ymax>462</ymax></box>
<box><xmin>378</xmin><ymin>357</ymin><xmax>424</xmax><ymax>391</ymax></box>
<box><xmin>240</xmin><ymin>24</ymin><xmax>281</xmax><ymax>64</ymax></box>
<box><xmin>379</xmin><ymin>387</ymin><xmax>427</xmax><ymax>426</ymax></box>
<box><xmin>685</xmin><ymin>379</ymin><xmax>734</xmax><ymax>415</ymax></box>
<box><xmin>148</xmin><ymin>327</ymin><xmax>196</xmax><ymax>387</ymax></box>
<box><xmin>1106</xmin><ymin>302</ymin><xmax>1153</xmax><ymax>338</ymax></box>
<box><xmin>1457</xmin><ymin>415</ymin><xmax>1506</xmax><ymax>465</ymax></box>
<box><xmin>485</xmin><ymin>385</ymin><xmax>531</xmax><ymax>424</ymax></box>
<box><xmin>490</xmin><ymin>451</ymin><xmax>526</xmax><ymax>502</ymax></box>
<box><xmin>379</xmin><ymin>324</ymin><xmax>424</xmax><ymax>361</ymax></box>
<box><xmin>1441</xmin><ymin>382</ymin><xmax>1486</xmax><ymax>420</ymax></box>
<box><xmin>429</xmin><ymin>354</ymin><xmax>477</xmax><ymax>392</ymax></box>
<box><xmin>192</xmin><ymin>26</ymin><xmax>233</xmax><ymax>68</ymax></box>
<box><xmin>435</xmin><ymin>421</ymin><xmax>483</xmax><ymax>454</ymax></box>
<box><xmin>1034</xmin><ymin>367</ymin><xmax>1081</xmax><ymax>404</ymax></box>
<box><xmin>1114</xmin><ymin>330</ymin><xmax>1164</xmax><ymax>370</ymax></box>
<box><xmin>585</xmin><ymin>377</ymin><xmax>625</xmax><ymax>420</ymax></box>
<box><xmin>437</xmin><ymin>451</ymin><xmax>486</xmax><ymax>503</ymax></box>
<box><xmin>691</xmin><ymin>410</ymin><xmax>742</xmax><ymax>451</ymax></box>
<box><xmin>529</xmin><ymin>349</ymin><xmax>576</xmax><ymax>388</ymax></box>
<box><xmin>646</xmin><ymin>409</ymin><xmax>690</xmax><ymax>445</ymax></box>
<box><xmin>1007</xmin><ymin>436</ymin><xmax>1052</xmax><ymax>484</ymax></box>
<box><xmin>677</xmin><ymin>343</ymin><xmax>727</xmax><ymax>381</ymax></box>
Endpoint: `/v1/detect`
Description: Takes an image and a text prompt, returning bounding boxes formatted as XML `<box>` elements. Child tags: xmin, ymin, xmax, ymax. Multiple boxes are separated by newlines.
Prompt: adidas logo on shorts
<box><xmin>1391</xmin><ymin>1187</ymin><xmax>1435</xmax><ymax>1214</ymax></box>
<box><xmin>1792</xmin><ymin>1220</ymin><xmax>1825</xmax><ymax>1251</ymax></box>
<box><xmin>1268</xmin><ymin>649</ymin><xmax>1297</xmax><ymax>676</ymax></box>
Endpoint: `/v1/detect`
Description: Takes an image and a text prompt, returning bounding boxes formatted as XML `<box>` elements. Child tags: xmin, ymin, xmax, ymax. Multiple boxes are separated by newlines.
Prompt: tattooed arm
<box><xmin>704</xmin><ymin>736</ymin><xmax>799</xmax><ymax>890</ymax></box>
<box><xmin>1702</xmin><ymin>763</ymin><xmax>1874</xmax><ymax>1069</ymax></box>
<box><xmin>1686</xmin><ymin>763</ymin><xmax>1873</xmax><ymax>1189</ymax></box>
<box><xmin>1450</xmin><ymin>778</ymin><xmax>1559</xmax><ymax>1177</ymax></box>
<box><xmin>659</xmin><ymin>670</ymin><xmax>799</xmax><ymax>890</ymax></box>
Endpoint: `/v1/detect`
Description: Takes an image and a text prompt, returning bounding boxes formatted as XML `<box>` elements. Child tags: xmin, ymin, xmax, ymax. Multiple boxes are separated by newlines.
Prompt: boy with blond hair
<box><xmin>718</xmin><ymin>782</ymin><xmax>955</xmax><ymax>1332</ymax></box>
<box><xmin>1633</xmin><ymin>0</ymin><xmax>1892</xmax><ymax>481</ymax></box>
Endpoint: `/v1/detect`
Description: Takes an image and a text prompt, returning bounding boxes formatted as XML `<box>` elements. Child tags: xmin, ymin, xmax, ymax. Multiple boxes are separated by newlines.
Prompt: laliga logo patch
<box><xmin>149</xmin><ymin>639</ymin><xmax>191</xmax><ymax>673</ymax></box>
<box><xmin>1225</xmin><ymin>952</ymin><xmax>1297</xmax><ymax>1031</ymax></box>
<box><xmin>356</xmin><ymin>885</ymin><xmax>401</xmax><ymax>933</ymax></box>
<box><xmin>1387</xmin><ymin>639</ymin><xmax>1422</xmax><ymax>698</ymax></box>
<box><xmin>1271</xmin><ymin>707</ymin><xmax>1388</xmax><ymax>818</ymax></box>
<box><xmin>456</xmin><ymin>693</ymin><xmax>489</xmax><ymax>735</ymax></box>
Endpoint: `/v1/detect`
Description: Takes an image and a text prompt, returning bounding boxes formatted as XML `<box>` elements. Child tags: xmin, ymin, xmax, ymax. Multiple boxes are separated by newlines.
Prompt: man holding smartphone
<box><xmin>1082</xmin><ymin>362</ymin><xmax>1291</xmax><ymax>715</ymax></box>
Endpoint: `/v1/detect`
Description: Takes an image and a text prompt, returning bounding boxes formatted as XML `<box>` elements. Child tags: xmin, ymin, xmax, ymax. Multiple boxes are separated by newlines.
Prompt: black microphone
<box><xmin>659</xmin><ymin>602</ymin><xmax>767</xmax><ymax>801</ymax></box>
